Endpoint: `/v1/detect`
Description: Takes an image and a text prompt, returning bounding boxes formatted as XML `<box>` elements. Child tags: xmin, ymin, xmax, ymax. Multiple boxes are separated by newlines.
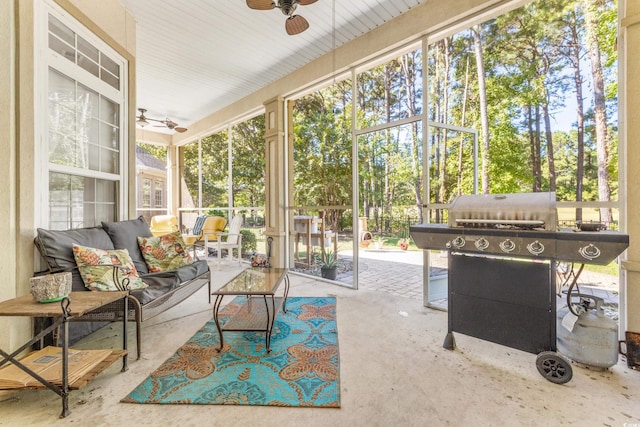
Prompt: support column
<box><xmin>264</xmin><ymin>97</ymin><xmax>287</xmax><ymax>267</ymax></box>
<box><xmin>622</xmin><ymin>4</ymin><xmax>640</xmax><ymax>334</ymax></box>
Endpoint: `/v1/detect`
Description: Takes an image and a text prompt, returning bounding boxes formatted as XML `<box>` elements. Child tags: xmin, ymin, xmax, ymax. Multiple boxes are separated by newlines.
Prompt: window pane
<box><xmin>356</xmin><ymin>49</ymin><xmax>422</xmax><ymax>129</ymax></box>
<box><xmin>293</xmin><ymin>80</ymin><xmax>353</xmax><ymax>207</ymax></box>
<box><xmin>77</xmin><ymin>35</ymin><xmax>99</xmax><ymax>62</ymax></box>
<box><xmin>48</xmin><ymin>14</ymin><xmax>74</xmax><ymax>45</ymax></box>
<box><xmin>136</xmin><ymin>143</ymin><xmax>168</xmax><ymax>221</ymax></box>
<box><xmin>78</xmin><ymin>52</ymin><xmax>99</xmax><ymax>77</ymax></box>
<box><xmin>101</xmin><ymin>53</ymin><xmax>120</xmax><ymax>77</ymax></box>
<box><xmin>48</xmin><ymin>34</ymin><xmax>75</xmax><ymax>62</ymax></box>
<box><xmin>101</xmin><ymin>72</ymin><xmax>120</xmax><ymax>90</ymax></box>
<box><xmin>179</xmin><ymin>143</ymin><xmax>201</xmax><ymax>209</ymax></box>
<box><xmin>155</xmin><ymin>181</ymin><xmax>163</xmax><ymax>208</ymax></box>
<box><xmin>88</xmin><ymin>143</ymin><xmax>100</xmax><ymax>170</ymax></box>
<box><xmin>100</xmin><ymin>97</ymin><xmax>119</xmax><ymax>127</ymax></box>
<box><xmin>232</xmin><ymin>115</ymin><xmax>265</xmax><ymax>208</ymax></box>
<box><xmin>100</xmin><ymin>146</ymin><xmax>118</xmax><ymax>174</ymax></box>
<box><xmin>96</xmin><ymin>178</ymin><xmax>116</xmax><ymax>203</ymax></box>
<box><xmin>143</xmin><ymin>179</ymin><xmax>151</xmax><ymax>208</ymax></box>
<box><xmin>49</xmin><ymin>172</ymin><xmax>116</xmax><ymax>229</ymax></box>
<box><xmin>201</xmin><ymin>131</ymin><xmax>229</xmax><ymax>209</ymax></box>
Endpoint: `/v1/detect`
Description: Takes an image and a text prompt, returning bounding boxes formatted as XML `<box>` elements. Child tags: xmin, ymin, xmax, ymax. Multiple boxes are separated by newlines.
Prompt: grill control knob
<box><xmin>451</xmin><ymin>236</ymin><xmax>466</xmax><ymax>249</ymax></box>
<box><xmin>578</xmin><ymin>244</ymin><xmax>601</xmax><ymax>260</ymax></box>
<box><xmin>475</xmin><ymin>237</ymin><xmax>489</xmax><ymax>251</ymax></box>
<box><xmin>499</xmin><ymin>239</ymin><xmax>516</xmax><ymax>253</ymax></box>
<box><xmin>527</xmin><ymin>240</ymin><xmax>545</xmax><ymax>256</ymax></box>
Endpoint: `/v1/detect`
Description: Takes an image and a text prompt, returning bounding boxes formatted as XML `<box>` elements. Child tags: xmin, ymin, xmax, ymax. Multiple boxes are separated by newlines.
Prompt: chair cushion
<box><xmin>149</xmin><ymin>215</ymin><xmax>178</xmax><ymax>236</ymax></box>
<box><xmin>72</xmin><ymin>244</ymin><xmax>147</xmax><ymax>291</ymax></box>
<box><xmin>101</xmin><ymin>216</ymin><xmax>153</xmax><ymax>275</ymax></box>
<box><xmin>138</xmin><ymin>232</ymin><xmax>194</xmax><ymax>273</ymax></box>
<box><xmin>191</xmin><ymin>215</ymin><xmax>208</xmax><ymax>235</ymax></box>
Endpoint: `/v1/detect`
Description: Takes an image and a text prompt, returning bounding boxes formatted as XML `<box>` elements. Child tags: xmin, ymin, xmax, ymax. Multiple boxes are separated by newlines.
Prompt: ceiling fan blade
<box><xmin>285</xmin><ymin>15</ymin><xmax>309</xmax><ymax>35</ymax></box>
<box><xmin>298</xmin><ymin>0</ymin><xmax>319</xmax><ymax>5</ymax></box>
<box><xmin>246</xmin><ymin>0</ymin><xmax>275</xmax><ymax>10</ymax></box>
<box><xmin>174</xmin><ymin>127</ymin><xmax>188</xmax><ymax>133</ymax></box>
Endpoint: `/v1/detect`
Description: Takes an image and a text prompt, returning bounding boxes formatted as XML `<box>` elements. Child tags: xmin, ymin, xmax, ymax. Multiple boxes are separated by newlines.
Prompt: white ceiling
<box><xmin>119</xmin><ymin>0</ymin><xmax>428</xmax><ymax>131</ymax></box>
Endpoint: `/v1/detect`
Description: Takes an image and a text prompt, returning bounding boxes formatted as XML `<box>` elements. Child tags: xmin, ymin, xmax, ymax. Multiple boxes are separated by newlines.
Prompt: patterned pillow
<box><xmin>137</xmin><ymin>232</ymin><xmax>194</xmax><ymax>273</ymax></box>
<box><xmin>72</xmin><ymin>244</ymin><xmax>148</xmax><ymax>291</ymax></box>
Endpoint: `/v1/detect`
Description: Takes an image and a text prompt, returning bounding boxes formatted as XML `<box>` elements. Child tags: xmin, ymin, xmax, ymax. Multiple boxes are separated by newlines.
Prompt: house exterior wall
<box><xmin>0</xmin><ymin>0</ymin><xmax>136</xmax><ymax>352</ymax></box>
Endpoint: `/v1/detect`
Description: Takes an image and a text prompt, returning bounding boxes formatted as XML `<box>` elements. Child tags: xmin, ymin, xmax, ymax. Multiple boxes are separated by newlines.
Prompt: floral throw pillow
<box><xmin>137</xmin><ymin>232</ymin><xmax>194</xmax><ymax>273</ymax></box>
<box><xmin>72</xmin><ymin>244</ymin><xmax>148</xmax><ymax>291</ymax></box>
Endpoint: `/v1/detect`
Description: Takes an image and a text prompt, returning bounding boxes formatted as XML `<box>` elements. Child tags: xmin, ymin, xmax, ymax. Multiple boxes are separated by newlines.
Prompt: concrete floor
<box><xmin>1</xmin><ymin>262</ymin><xmax>639</xmax><ymax>426</ymax></box>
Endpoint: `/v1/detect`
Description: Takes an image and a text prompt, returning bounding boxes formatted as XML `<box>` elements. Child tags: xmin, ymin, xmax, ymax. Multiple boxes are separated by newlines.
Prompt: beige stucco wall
<box><xmin>0</xmin><ymin>0</ymin><xmax>22</xmax><ymax>352</ymax></box>
<box><xmin>0</xmin><ymin>0</ymin><xmax>135</xmax><ymax>353</ymax></box>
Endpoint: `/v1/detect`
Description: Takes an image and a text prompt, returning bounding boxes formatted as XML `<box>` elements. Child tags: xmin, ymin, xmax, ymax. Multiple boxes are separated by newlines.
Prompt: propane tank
<box><xmin>556</xmin><ymin>293</ymin><xmax>619</xmax><ymax>370</ymax></box>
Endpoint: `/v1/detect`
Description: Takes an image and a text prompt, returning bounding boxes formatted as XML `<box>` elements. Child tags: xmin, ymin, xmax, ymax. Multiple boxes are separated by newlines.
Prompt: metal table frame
<box><xmin>212</xmin><ymin>268</ymin><xmax>290</xmax><ymax>353</ymax></box>
<box><xmin>0</xmin><ymin>292</ymin><xmax>129</xmax><ymax>418</ymax></box>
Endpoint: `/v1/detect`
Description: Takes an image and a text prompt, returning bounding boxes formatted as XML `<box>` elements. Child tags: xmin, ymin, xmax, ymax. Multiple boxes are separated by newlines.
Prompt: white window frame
<box><xmin>34</xmin><ymin>0</ymin><xmax>128</xmax><ymax>229</ymax></box>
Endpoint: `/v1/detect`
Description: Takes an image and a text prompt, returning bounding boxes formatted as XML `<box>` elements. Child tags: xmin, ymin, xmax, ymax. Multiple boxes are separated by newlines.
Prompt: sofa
<box><xmin>34</xmin><ymin>216</ymin><xmax>211</xmax><ymax>357</ymax></box>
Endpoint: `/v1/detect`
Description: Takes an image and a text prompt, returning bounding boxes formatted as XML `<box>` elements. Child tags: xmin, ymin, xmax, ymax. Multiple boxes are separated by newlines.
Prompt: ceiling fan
<box><xmin>136</xmin><ymin>108</ymin><xmax>188</xmax><ymax>133</ymax></box>
<box><xmin>246</xmin><ymin>0</ymin><xmax>319</xmax><ymax>35</ymax></box>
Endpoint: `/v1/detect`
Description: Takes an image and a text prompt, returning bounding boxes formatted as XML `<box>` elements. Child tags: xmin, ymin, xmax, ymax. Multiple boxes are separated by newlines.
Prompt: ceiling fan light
<box><xmin>136</xmin><ymin>118</ymin><xmax>149</xmax><ymax>127</ymax></box>
<box><xmin>246</xmin><ymin>0</ymin><xmax>275</xmax><ymax>10</ymax></box>
<box><xmin>285</xmin><ymin>14</ymin><xmax>309</xmax><ymax>35</ymax></box>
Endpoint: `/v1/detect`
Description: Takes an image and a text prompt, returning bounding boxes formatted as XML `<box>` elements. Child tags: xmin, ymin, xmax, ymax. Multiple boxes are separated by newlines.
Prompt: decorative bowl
<box><xmin>30</xmin><ymin>272</ymin><xmax>72</xmax><ymax>303</ymax></box>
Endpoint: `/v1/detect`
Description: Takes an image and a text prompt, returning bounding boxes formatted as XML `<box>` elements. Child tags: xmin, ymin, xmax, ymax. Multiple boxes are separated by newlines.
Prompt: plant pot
<box><xmin>373</xmin><ymin>241</ymin><xmax>383</xmax><ymax>250</ymax></box>
<box><xmin>321</xmin><ymin>267</ymin><xmax>337</xmax><ymax>280</ymax></box>
<box><xmin>620</xmin><ymin>331</ymin><xmax>640</xmax><ymax>370</ymax></box>
<box><xmin>29</xmin><ymin>272</ymin><xmax>72</xmax><ymax>303</ymax></box>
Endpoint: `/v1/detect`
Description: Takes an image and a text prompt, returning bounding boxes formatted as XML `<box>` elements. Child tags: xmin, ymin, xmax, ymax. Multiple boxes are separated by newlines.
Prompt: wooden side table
<box><xmin>0</xmin><ymin>291</ymin><xmax>129</xmax><ymax>418</ymax></box>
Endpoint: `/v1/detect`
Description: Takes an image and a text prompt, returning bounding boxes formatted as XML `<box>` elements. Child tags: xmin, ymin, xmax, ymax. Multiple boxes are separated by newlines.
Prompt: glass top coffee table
<box><xmin>212</xmin><ymin>267</ymin><xmax>290</xmax><ymax>353</ymax></box>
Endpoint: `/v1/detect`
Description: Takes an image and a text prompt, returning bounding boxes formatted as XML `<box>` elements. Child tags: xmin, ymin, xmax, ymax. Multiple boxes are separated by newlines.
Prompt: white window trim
<box><xmin>35</xmin><ymin>0</ymin><xmax>129</xmax><ymax>228</ymax></box>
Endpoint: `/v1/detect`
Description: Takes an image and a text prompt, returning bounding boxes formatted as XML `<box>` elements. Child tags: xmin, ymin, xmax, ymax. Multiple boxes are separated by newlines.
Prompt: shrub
<box><xmin>240</xmin><ymin>229</ymin><xmax>257</xmax><ymax>254</ymax></box>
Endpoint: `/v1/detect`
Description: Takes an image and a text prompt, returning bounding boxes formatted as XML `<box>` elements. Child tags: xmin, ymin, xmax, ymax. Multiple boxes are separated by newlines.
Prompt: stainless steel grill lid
<box><xmin>448</xmin><ymin>192</ymin><xmax>557</xmax><ymax>230</ymax></box>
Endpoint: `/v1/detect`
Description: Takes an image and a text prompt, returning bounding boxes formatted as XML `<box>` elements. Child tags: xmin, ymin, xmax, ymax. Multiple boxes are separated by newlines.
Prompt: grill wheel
<box><xmin>536</xmin><ymin>351</ymin><xmax>573</xmax><ymax>384</ymax></box>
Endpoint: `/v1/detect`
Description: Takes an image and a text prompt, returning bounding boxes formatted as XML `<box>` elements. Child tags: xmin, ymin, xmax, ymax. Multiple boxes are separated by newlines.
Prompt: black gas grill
<box><xmin>410</xmin><ymin>192</ymin><xmax>629</xmax><ymax>383</ymax></box>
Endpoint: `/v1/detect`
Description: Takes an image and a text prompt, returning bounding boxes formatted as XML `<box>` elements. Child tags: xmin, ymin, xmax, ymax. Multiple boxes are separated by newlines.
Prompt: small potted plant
<box><xmin>318</xmin><ymin>250</ymin><xmax>338</xmax><ymax>280</ymax></box>
<box><xmin>398</xmin><ymin>238</ymin><xmax>409</xmax><ymax>251</ymax></box>
<box><xmin>372</xmin><ymin>236</ymin><xmax>386</xmax><ymax>250</ymax></box>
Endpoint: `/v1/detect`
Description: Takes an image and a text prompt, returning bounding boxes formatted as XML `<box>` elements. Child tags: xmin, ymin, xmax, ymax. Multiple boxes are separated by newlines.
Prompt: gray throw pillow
<box><xmin>101</xmin><ymin>216</ymin><xmax>153</xmax><ymax>274</ymax></box>
<box><xmin>35</xmin><ymin>227</ymin><xmax>115</xmax><ymax>291</ymax></box>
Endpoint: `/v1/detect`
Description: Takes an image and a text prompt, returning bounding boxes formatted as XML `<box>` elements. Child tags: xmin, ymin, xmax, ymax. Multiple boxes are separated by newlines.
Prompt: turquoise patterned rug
<box><xmin>122</xmin><ymin>296</ymin><xmax>340</xmax><ymax>407</ymax></box>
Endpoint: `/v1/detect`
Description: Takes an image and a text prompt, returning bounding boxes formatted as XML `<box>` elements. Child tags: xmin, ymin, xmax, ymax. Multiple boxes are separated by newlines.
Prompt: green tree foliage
<box><xmin>179</xmin><ymin>114</ymin><xmax>265</xmax><ymax>213</ymax></box>
<box><xmin>293</xmin><ymin>80</ymin><xmax>353</xmax><ymax>230</ymax></box>
<box><xmin>232</xmin><ymin>116</ymin><xmax>266</xmax><ymax>208</ymax></box>
<box><xmin>426</xmin><ymin>0</ymin><xmax>618</xmax><ymax>213</ymax></box>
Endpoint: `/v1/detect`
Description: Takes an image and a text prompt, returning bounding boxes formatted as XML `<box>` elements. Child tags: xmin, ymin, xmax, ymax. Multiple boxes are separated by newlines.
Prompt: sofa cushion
<box><xmin>72</xmin><ymin>244</ymin><xmax>148</xmax><ymax>291</ymax></box>
<box><xmin>35</xmin><ymin>227</ymin><xmax>115</xmax><ymax>291</ymax></box>
<box><xmin>101</xmin><ymin>216</ymin><xmax>152</xmax><ymax>275</ymax></box>
<box><xmin>133</xmin><ymin>260</ymin><xmax>209</xmax><ymax>305</ymax></box>
<box><xmin>137</xmin><ymin>232</ymin><xmax>194</xmax><ymax>273</ymax></box>
<box><xmin>175</xmin><ymin>259</ymin><xmax>209</xmax><ymax>282</ymax></box>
